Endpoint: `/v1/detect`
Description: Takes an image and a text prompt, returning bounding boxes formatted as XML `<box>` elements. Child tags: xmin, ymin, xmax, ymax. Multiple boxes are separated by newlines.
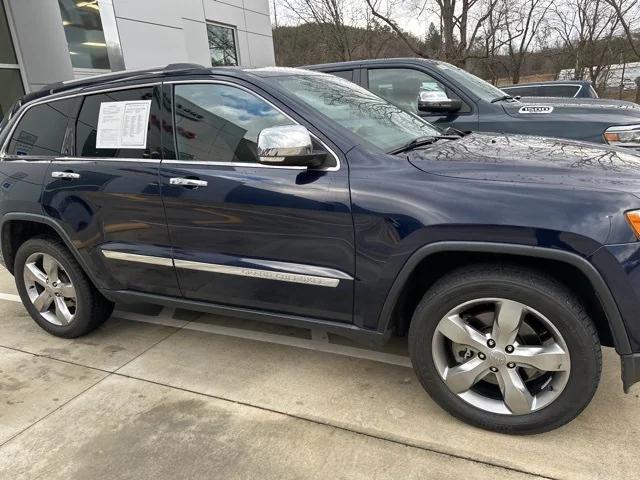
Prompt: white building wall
<box><xmin>111</xmin><ymin>0</ymin><xmax>275</xmax><ymax>70</ymax></box>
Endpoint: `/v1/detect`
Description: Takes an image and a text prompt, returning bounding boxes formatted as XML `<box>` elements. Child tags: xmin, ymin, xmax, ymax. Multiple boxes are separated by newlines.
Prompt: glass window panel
<box><xmin>0</xmin><ymin>2</ymin><xmax>17</xmax><ymax>64</ymax></box>
<box><xmin>331</xmin><ymin>70</ymin><xmax>353</xmax><ymax>82</ymax></box>
<box><xmin>173</xmin><ymin>84</ymin><xmax>292</xmax><ymax>163</ymax></box>
<box><xmin>368</xmin><ymin>68</ymin><xmax>470</xmax><ymax>114</ymax></box>
<box><xmin>58</xmin><ymin>0</ymin><xmax>110</xmax><ymax>69</ymax></box>
<box><xmin>0</xmin><ymin>69</ymin><xmax>24</xmax><ymax>121</ymax></box>
<box><xmin>207</xmin><ymin>24</ymin><xmax>238</xmax><ymax>67</ymax></box>
<box><xmin>7</xmin><ymin>99</ymin><xmax>77</xmax><ymax>157</ymax></box>
<box><xmin>76</xmin><ymin>87</ymin><xmax>161</xmax><ymax>158</ymax></box>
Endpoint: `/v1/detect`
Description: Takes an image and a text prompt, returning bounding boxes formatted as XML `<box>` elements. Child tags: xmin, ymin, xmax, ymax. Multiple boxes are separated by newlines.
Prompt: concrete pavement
<box><xmin>0</xmin><ymin>265</ymin><xmax>638</xmax><ymax>479</ymax></box>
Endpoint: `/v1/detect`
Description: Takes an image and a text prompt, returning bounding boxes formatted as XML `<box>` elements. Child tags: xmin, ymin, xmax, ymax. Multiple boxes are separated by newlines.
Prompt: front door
<box><xmin>41</xmin><ymin>84</ymin><xmax>181</xmax><ymax>296</ymax></box>
<box><xmin>160</xmin><ymin>81</ymin><xmax>354</xmax><ymax>322</ymax></box>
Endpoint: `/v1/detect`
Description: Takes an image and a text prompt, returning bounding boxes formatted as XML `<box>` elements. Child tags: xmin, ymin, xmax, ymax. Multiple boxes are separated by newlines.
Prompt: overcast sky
<box><xmin>269</xmin><ymin>0</ymin><xmax>432</xmax><ymax>38</ymax></box>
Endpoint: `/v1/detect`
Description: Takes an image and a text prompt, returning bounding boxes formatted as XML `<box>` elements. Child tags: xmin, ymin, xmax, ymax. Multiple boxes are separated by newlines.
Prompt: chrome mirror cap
<box><xmin>258</xmin><ymin>125</ymin><xmax>313</xmax><ymax>163</ymax></box>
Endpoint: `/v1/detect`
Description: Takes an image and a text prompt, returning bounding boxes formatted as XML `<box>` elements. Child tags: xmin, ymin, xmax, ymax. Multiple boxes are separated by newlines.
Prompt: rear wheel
<box><xmin>14</xmin><ymin>236</ymin><xmax>114</xmax><ymax>338</ymax></box>
<box><xmin>408</xmin><ymin>264</ymin><xmax>602</xmax><ymax>434</ymax></box>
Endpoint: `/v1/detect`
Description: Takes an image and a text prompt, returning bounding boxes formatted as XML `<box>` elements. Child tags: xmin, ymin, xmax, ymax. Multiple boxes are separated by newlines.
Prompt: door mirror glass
<box><xmin>258</xmin><ymin>125</ymin><xmax>327</xmax><ymax>168</ymax></box>
<box><xmin>418</xmin><ymin>92</ymin><xmax>462</xmax><ymax>114</ymax></box>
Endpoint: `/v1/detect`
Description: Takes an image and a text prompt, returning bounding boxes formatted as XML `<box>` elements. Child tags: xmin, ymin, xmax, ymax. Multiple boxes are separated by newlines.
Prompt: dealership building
<box><xmin>0</xmin><ymin>0</ymin><xmax>275</xmax><ymax>117</ymax></box>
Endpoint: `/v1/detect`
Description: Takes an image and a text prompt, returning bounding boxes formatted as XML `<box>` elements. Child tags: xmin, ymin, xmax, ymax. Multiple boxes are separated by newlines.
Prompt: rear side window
<box><xmin>6</xmin><ymin>98</ymin><xmax>77</xmax><ymax>157</ymax></box>
<box><xmin>330</xmin><ymin>70</ymin><xmax>354</xmax><ymax>82</ymax></box>
<box><xmin>538</xmin><ymin>85</ymin><xmax>580</xmax><ymax>97</ymax></box>
<box><xmin>76</xmin><ymin>86</ymin><xmax>161</xmax><ymax>159</ymax></box>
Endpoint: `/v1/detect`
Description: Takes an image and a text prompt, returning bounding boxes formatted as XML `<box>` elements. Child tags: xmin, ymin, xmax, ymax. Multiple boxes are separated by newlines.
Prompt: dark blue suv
<box><xmin>2</xmin><ymin>65</ymin><xmax>640</xmax><ymax>434</ymax></box>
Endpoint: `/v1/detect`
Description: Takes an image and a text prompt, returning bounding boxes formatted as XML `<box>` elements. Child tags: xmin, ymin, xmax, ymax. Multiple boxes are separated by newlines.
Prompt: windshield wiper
<box><xmin>390</xmin><ymin>133</ymin><xmax>463</xmax><ymax>154</ymax></box>
<box><xmin>490</xmin><ymin>94</ymin><xmax>513</xmax><ymax>103</ymax></box>
<box><xmin>391</xmin><ymin>136</ymin><xmax>439</xmax><ymax>154</ymax></box>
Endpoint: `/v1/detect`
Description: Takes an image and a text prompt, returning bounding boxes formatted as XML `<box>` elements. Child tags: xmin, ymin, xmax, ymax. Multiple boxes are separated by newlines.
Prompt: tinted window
<box><xmin>538</xmin><ymin>85</ymin><xmax>580</xmax><ymax>97</ymax></box>
<box><xmin>76</xmin><ymin>86</ymin><xmax>161</xmax><ymax>159</ymax></box>
<box><xmin>368</xmin><ymin>68</ymin><xmax>469</xmax><ymax>114</ymax></box>
<box><xmin>173</xmin><ymin>84</ymin><xmax>293</xmax><ymax>163</ymax></box>
<box><xmin>6</xmin><ymin>98</ymin><xmax>77</xmax><ymax>157</ymax></box>
<box><xmin>331</xmin><ymin>70</ymin><xmax>353</xmax><ymax>82</ymax></box>
<box><xmin>501</xmin><ymin>86</ymin><xmax>527</xmax><ymax>96</ymax></box>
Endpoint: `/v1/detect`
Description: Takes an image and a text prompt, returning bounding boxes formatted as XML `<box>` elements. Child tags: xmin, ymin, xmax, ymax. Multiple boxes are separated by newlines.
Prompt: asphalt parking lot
<box><xmin>0</xmin><ymin>265</ymin><xmax>638</xmax><ymax>479</ymax></box>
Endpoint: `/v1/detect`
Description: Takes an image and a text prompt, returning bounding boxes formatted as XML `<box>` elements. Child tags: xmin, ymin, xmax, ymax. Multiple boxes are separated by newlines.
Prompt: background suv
<box><xmin>2</xmin><ymin>65</ymin><xmax>640</xmax><ymax>434</ymax></box>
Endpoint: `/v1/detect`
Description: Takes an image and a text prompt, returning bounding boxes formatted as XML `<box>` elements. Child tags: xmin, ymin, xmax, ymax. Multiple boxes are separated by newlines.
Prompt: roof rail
<box><xmin>164</xmin><ymin>63</ymin><xmax>206</xmax><ymax>70</ymax></box>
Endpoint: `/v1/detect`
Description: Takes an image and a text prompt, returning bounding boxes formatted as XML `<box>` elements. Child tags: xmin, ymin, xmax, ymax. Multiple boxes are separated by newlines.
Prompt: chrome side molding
<box><xmin>101</xmin><ymin>249</ymin><xmax>350</xmax><ymax>288</ymax></box>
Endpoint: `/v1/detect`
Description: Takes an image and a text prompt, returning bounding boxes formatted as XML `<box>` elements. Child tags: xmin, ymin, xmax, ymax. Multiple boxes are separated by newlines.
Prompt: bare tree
<box><xmin>602</xmin><ymin>0</ymin><xmax>640</xmax><ymax>58</ymax></box>
<box><xmin>552</xmin><ymin>0</ymin><xmax>625</xmax><ymax>89</ymax></box>
<box><xmin>500</xmin><ymin>0</ymin><xmax>552</xmax><ymax>83</ymax></box>
<box><xmin>278</xmin><ymin>0</ymin><xmax>356</xmax><ymax>60</ymax></box>
<box><xmin>365</xmin><ymin>0</ymin><xmax>502</xmax><ymax>67</ymax></box>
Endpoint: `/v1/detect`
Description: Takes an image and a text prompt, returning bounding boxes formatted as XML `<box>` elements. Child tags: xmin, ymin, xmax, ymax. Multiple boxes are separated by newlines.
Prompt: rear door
<box><xmin>41</xmin><ymin>84</ymin><xmax>181</xmax><ymax>296</ymax></box>
<box><xmin>159</xmin><ymin>80</ymin><xmax>354</xmax><ymax>322</ymax></box>
<box><xmin>0</xmin><ymin>98</ymin><xmax>75</xmax><ymax>221</ymax></box>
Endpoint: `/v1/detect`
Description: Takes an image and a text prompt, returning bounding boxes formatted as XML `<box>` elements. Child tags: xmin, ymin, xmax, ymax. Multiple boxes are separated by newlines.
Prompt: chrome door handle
<box><xmin>51</xmin><ymin>171</ymin><xmax>80</xmax><ymax>180</ymax></box>
<box><xmin>169</xmin><ymin>177</ymin><xmax>208</xmax><ymax>188</ymax></box>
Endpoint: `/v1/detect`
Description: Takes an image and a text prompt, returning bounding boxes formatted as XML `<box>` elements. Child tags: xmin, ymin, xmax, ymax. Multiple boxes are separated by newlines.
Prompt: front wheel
<box><xmin>14</xmin><ymin>236</ymin><xmax>114</xmax><ymax>338</ymax></box>
<box><xmin>409</xmin><ymin>264</ymin><xmax>602</xmax><ymax>434</ymax></box>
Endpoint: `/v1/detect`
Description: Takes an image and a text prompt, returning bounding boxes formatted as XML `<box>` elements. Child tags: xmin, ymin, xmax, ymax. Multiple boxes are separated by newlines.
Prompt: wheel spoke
<box><xmin>491</xmin><ymin>300</ymin><xmax>525</xmax><ymax>348</ymax></box>
<box><xmin>24</xmin><ymin>262</ymin><xmax>48</xmax><ymax>287</ymax></box>
<box><xmin>53</xmin><ymin>296</ymin><xmax>73</xmax><ymax>325</ymax></box>
<box><xmin>496</xmin><ymin>367</ymin><xmax>534</xmax><ymax>414</ymax></box>
<box><xmin>32</xmin><ymin>290</ymin><xmax>53</xmax><ymax>312</ymax></box>
<box><xmin>443</xmin><ymin>357</ymin><xmax>490</xmax><ymax>393</ymax></box>
<box><xmin>42</xmin><ymin>255</ymin><xmax>59</xmax><ymax>283</ymax></box>
<box><xmin>510</xmin><ymin>343</ymin><xmax>570</xmax><ymax>372</ymax></box>
<box><xmin>59</xmin><ymin>282</ymin><xmax>76</xmax><ymax>299</ymax></box>
<box><xmin>437</xmin><ymin>314</ymin><xmax>488</xmax><ymax>352</ymax></box>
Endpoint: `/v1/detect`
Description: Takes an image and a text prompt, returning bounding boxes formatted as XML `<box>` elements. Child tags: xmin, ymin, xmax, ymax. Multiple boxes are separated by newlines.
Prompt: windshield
<box><xmin>264</xmin><ymin>73</ymin><xmax>440</xmax><ymax>152</ymax></box>
<box><xmin>434</xmin><ymin>62</ymin><xmax>507</xmax><ymax>102</ymax></box>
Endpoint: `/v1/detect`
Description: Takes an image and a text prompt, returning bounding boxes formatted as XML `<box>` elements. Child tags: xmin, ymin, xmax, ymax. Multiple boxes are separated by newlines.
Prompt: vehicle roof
<box><xmin>305</xmin><ymin>57</ymin><xmax>441</xmax><ymax>70</ymax></box>
<box><xmin>501</xmin><ymin>80</ymin><xmax>593</xmax><ymax>88</ymax></box>
<box><xmin>24</xmin><ymin>64</ymin><xmax>325</xmax><ymax>105</ymax></box>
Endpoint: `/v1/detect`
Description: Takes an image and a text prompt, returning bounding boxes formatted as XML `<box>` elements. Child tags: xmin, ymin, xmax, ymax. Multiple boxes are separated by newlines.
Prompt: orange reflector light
<box><xmin>625</xmin><ymin>211</ymin><xmax>640</xmax><ymax>239</ymax></box>
<box><xmin>604</xmin><ymin>132</ymin><xmax>620</xmax><ymax>143</ymax></box>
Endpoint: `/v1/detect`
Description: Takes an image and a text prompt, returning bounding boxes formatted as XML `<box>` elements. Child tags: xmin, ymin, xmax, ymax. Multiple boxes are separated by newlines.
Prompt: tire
<box><xmin>14</xmin><ymin>235</ymin><xmax>114</xmax><ymax>338</ymax></box>
<box><xmin>408</xmin><ymin>263</ymin><xmax>602</xmax><ymax>434</ymax></box>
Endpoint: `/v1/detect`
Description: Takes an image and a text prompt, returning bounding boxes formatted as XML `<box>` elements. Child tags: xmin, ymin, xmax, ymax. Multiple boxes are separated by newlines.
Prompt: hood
<box><xmin>502</xmin><ymin>97</ymin><xmax>640</xmax><ymax>121</ymax></box>
<box><xmin>408</xmin><ymin>132</ymin><xmax>640</xmax><ymax>194</ymax></box>
<box><xmin>517</xmin><ymin>96</ymin><xmax>640</xmax><ymax>110</ymax></box>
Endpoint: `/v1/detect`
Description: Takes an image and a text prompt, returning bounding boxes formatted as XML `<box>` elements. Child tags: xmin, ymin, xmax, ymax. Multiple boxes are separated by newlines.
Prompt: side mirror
<box><xmin>418</xmin><ymin>92</ymin><xmax>462</xmax><ymax>114</ymax></box>
<box><xmin>258</xmin><ymin>125</ymin><xmax>327</xmax><ymax>168</ymax></box>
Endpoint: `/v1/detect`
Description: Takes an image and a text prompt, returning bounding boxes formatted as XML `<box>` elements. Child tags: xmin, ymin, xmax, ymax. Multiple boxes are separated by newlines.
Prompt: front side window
<box><xmin>6</xmin><ymin>98</ymin><xmax>77</xmax><ymax>157</ymax></box>
<box><xmin>76</xmin><ymin>86</ymin><xmax>161</xmax><ymax>158</ymax></box>
<box><xmin>265</xmin><ymin>73</ymin><xmax>440</xmax><ymax>153</ymax></box>
<box><xmin>207</xmin><ymin>23</ymin><xmax>238</xmax><ymax>66</ymax></box>
<box><xmin>368</xmin><ymin>68</ymin><xmax>455</xmax><ymax>114</ymax></box>
<box><xmin>173</xmin><ymin>84</ymin><xmax>293</xmax><ymax>163</ymax></box>
<box><xmin>58</xmin><ymin>0</ymin><xmax>110</xmax><ymax>70</ymax></box>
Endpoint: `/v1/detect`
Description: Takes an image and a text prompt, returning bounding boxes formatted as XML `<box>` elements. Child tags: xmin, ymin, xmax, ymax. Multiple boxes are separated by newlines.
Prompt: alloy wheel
<box><xmin>23</xmin><ymin>252</ymin><xmax>77</xmax><ymax>326</ymax></box>
<box><xmin>431</xmin><ymin>298</ymin><xmax>571</xmax><ymax>415</ymax></box>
